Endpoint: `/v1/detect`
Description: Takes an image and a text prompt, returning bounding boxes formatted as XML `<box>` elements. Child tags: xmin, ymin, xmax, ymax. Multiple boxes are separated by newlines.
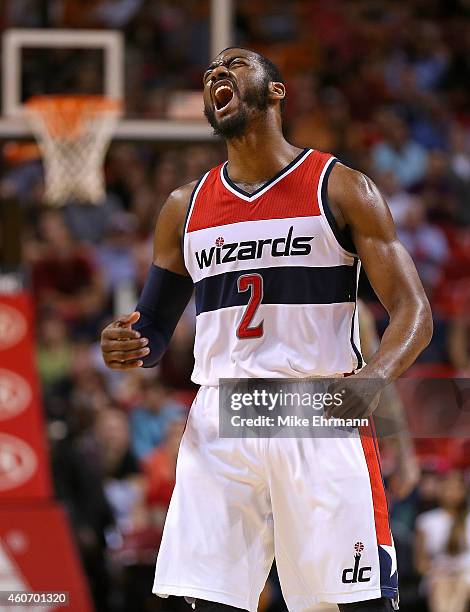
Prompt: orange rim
<box><xmin>25</xmin><ymin>95</ymin><xmax>121</xmax><ymax>139</ymax></box>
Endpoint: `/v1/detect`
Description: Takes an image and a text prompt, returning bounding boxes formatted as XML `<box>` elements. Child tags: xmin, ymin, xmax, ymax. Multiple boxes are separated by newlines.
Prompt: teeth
<box><xmin>213</xmin><ymin>84</ymin><xmax>234</xmax><ymax>111</ymax></box>
<box><xmin>215</xmin><ymin>85</ymin><xmax>232</xmax><ymax>95</ymax></box>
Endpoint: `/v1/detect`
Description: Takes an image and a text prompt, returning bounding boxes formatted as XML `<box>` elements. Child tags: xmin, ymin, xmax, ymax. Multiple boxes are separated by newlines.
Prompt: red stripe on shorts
<box><xmin>359</xmin><ymin>419</ymin><xmax>392</xmax><ymax>546</ymax></box>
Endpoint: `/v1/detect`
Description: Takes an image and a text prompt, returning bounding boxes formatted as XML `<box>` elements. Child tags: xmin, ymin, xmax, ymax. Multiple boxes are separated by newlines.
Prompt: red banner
<box><xmin>0</xmin><ymin>291</ymin><xmax>93</xmax><ymax>610</ymax></box>
<box><xmin>0</xmin><ymin>504</ymin><xmax>93</xmax><ymax>610</ymax></box>
<box><xmin>0</xmin><ymin>292</ymin><xmax>52</xmax><ymax>499</ymax></box>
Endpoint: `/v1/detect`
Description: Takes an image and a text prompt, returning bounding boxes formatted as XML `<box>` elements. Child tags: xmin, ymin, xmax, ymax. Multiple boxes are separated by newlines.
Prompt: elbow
<box><xmin>418</xmin><ymin>295</ymin><xmax>434</xmax><ymax>350</ymax></box>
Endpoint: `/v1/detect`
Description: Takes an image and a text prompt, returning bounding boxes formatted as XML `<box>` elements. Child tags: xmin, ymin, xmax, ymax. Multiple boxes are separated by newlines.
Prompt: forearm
<box><xmin>359</xmin><ymin>298</ymin><xmax>433</xmax><ymax>381</ymax></box>
<box><xmin>133</xmin><ymin>264</ymin><xmax>193</xmax><ymax>367</ymax></box>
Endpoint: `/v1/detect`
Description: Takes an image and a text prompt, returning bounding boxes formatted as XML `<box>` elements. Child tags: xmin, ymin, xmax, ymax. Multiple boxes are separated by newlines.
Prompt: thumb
<box><xmin>117</xmin><ymin>311</ymin><xmax>141</xmax><ymax>327</ymax></box>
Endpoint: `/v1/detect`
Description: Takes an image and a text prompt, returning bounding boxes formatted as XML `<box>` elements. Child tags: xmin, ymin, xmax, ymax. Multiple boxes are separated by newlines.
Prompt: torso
<box><xmin>183</xmin><ymin>148</ymin><xmax>363</xmax><ymax>386</ymax></box>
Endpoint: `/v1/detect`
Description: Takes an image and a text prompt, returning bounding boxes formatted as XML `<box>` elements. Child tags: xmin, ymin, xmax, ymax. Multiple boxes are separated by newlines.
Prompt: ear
<box><xmin>269</xmin><ymin>81</ymin><xmax>286</xmax><ymax>103</ymax></box>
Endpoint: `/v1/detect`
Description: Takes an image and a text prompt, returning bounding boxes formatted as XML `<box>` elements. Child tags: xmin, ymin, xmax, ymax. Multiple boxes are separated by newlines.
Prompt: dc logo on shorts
<box><xmin>341</xmin><ymin>542</ymin><xmax>371</xmax><ymax>584</ymax></box>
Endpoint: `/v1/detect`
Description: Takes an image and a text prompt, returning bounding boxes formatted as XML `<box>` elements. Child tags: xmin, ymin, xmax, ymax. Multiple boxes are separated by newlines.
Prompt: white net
<box><xmin>24</xmin><ymin>95</ymin><xmax>121</xmax><ymax>206</ymax></box>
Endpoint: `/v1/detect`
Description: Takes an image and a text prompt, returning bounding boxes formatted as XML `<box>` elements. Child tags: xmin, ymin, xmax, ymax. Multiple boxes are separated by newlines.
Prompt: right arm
<box><xmin>101</xmin><ymin>181</ymin><xmax>196</xmax><ymax>370</ymax></box>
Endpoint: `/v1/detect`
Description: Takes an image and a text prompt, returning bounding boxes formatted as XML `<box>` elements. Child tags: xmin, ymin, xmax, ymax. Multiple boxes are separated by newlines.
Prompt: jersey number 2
<box><xmin>237</xmin><ymin>273</ymin><xmax>264</xmax><ymax>339</ymax></box>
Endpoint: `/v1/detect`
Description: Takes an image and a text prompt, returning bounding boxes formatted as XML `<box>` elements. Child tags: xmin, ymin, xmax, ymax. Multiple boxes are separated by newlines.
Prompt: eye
<box><xmin>229</xmin><ymin>59</ymin><xmax>245</xmax><ymax>68</ymax></box>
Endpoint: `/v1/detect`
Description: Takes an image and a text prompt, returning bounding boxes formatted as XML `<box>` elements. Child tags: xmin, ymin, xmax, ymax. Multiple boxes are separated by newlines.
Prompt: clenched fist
<box><xmin>101</xmin><ymin>311</ymin><xmax>150</xmax><ymax>370</ymax></box>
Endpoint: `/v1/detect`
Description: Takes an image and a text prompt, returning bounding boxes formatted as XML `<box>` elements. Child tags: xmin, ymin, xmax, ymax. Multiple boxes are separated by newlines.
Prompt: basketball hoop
<box><xmin>24</xmin><ymin>95</ymin><xmax>121</xmax><ymax>206</ymax></box>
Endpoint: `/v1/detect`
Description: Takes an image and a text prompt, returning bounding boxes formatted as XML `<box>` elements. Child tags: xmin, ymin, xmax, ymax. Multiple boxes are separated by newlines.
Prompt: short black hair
<box><xmin>220</xmin><ymin>47</ymin><xmax>285</xmax><ymax>112</ymax></box>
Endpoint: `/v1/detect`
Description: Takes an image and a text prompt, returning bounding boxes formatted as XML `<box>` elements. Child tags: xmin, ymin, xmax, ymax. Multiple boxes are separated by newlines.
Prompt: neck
<box><xmin>225</xmin><ymin>113</ymin><xmax>302</xmax><ymax>184</ymax></box>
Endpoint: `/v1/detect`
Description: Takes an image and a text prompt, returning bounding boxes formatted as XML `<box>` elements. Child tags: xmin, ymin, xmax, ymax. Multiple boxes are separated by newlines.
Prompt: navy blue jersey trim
<box><xmin>321</xmin><ymin>159</ymin><xmax>357</xmax><ymax>255</ymax></box>
<box><xmin>223</xmin><ymin>148</ymin><xmax>310</xmax><ymax>198</ymax></box>
<box><xmin>350</xmin><ymin>259</ymin><xmax>363</xmax><ymax>369</ymax></box>
<box><xmin>381</xmin><ymin>587</ymin><xmax>399</xmax><ymax>599</ymax></box>
<box><xmin>195</xmin><ymin>265</ymin><xmax>357</xmax><ymax>315</ymax></box>
<box><xmin>180</xmin><ymin>176</ymin><xmax>205</xmax><ymax>257</ymax></box>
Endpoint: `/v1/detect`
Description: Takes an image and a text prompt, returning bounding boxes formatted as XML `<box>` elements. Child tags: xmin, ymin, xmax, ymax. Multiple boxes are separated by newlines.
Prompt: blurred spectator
<box><xmin>143</xmin><ymin>417</ymin><xmax>186</xmax><ymax>521</ymax></box>
<box><xmin>375</xmin><ymin>170</ymin><xmax>419</xmax><ymax>227</ymax></box>
<box><xmin>97</xmin><ymin>211</ymin><xmax>138</xmax><ymax>295</ymax></box>
<box><xmin>94</xmin><ymin>408</ymin><xmax>148</xmax><ymax>534</ymax></box>
<box><xmin>409</xmin><ymin>150</ymin><xmax>458</xmax><ymax>225</ymax></box>
<box><xmin>397</xmin><ymin>200</ymin><xmax>448</xmax><ymax>291</ymax></box>
<box><xmin>448</xmin><ymin>125</ymin><xmax>470</xmax><ymax>227</ymax></box>
<box><xmin>448</xmin><ymin>314</ymin><xmax>470</xmax><ymax>375</ymax></box>
<box><xmin>29</xmin><ymin>210</ymin><xmax>106</xmax><ymax>336</ymax></box>
<box><xmin>130</xmin><ymin>378</ymin><xmax>186</xmax><ymax>461</ymax></box>
<box><xmin>415</xmin><ymin>471</ymin><xmax>470</xmax><ymax>612</ymax></box>
<box><xmin>69</xmin><ymin>343</ymin><xmax>112</xmax><ymax>413</ymax></box>
<box><xmin>37</xmin><ymin>313</ymin><xmax>73</xmax><ymax>391</ymax></box>
<box><xmin>63</xmin><ymin>195</ymin><xmax>124</xmax><ymax>244</ymax></box>
<box><xmin>372</xmin><ymin>110</ymin><xmax>429</xmax><ymax>188</ymax></box>
<box><xmin>410</xmin><ymin>21</ymin><xmax>449</xmax><ymax>92</ymax></box>
<box><xmin>92</xmin><ymin>0</ymin><xmax>144</xmax><ymax>28</ymax></box>
<box><xmin>52</xmin><ymin>407</ymin><xmax>115</xmax><ymax>612</ymax></box>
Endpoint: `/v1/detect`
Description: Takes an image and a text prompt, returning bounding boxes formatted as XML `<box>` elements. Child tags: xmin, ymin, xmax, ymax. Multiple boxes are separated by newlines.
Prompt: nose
<box><xmin>210</xmin><ymin>64</ymin><xmax>230</xmax><ymax>83</ymax></box>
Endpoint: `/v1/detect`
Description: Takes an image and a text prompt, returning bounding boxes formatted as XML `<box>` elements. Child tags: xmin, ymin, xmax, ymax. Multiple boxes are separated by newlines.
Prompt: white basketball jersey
<box><xmin>183</xmin><ymin>148</ymin><xmax>363</xmax><ymax>386</ymax></box>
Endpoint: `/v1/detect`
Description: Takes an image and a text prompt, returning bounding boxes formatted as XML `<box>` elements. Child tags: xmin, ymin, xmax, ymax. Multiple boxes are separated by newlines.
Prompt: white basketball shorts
<box><xmin>153</xmin><ymin>386</ymin><xmax>398</xmax><ymax>611</ymax></box>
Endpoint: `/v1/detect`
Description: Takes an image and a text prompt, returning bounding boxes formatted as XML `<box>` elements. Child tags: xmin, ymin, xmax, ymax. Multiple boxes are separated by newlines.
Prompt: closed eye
<box><xmin>203</xmin><ymin>57</ymin><xmax>249</xmax><ymax>84</ymax></box>
<box><xmin>229</xmin><ymin>59</ymin><xmax>247</xmax><ymax>68</ymax></box>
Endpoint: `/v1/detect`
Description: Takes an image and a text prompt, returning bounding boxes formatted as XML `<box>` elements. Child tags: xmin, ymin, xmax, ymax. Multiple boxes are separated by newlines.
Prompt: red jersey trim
<box><xmin>186</xmin><ymin>149</ymin><xmax>334</xmax><ymax>233</ymax></box>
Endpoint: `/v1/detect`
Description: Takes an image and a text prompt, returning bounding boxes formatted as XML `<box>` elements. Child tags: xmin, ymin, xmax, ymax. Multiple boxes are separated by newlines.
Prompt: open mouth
<box><xmin>213</xmin><ymin>81</ymin><xmax>235</xmax><ymax>112</ymax></box>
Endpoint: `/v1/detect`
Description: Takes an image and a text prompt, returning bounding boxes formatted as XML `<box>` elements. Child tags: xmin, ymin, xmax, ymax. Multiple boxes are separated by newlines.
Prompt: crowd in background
<box><xmin>1</xmin><ymin>1</ymin><xmax>470</xmax><ymax>611</ymax></box>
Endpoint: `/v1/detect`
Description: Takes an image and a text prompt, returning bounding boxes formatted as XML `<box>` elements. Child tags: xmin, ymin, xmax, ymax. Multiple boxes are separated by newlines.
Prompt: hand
<box><xmin>101</xmin><ymin>311</ymin><xmax>150</xmax><ymax>370</ymax></box>
<box><xmin>325</xmin><ymin>371</ymin><xmax>388</xmax><ymax>420</ymax></box>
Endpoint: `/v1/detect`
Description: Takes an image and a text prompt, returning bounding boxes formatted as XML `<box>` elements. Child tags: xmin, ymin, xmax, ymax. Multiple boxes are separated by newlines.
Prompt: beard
<box><xmin>204</xmin><ymin>76</ymin><xmax>270</xmax><ymax>140</ymax></box>
<box><xmin>204</xmin><ymin>103</ymin><xmax>249</xmax><ymax>139</ymax></box>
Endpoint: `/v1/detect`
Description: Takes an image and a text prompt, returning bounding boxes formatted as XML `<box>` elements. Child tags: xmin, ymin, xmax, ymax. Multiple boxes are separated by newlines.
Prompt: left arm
<box><xmin>359</xmin><ymin>300</ymin><xmax>420</xmax><ymax>496</ymax></box>
<box><xmin>328</xmin><ymin>163</ymin><xmax>433</xmax><ymax>381</ymax></box>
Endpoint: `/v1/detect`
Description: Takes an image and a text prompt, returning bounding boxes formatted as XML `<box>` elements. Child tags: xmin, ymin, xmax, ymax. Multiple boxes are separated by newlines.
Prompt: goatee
<box><xmin>203</xmin><ymin>104</ymin><xmax>249</xmax><ymax>139</ymax></box>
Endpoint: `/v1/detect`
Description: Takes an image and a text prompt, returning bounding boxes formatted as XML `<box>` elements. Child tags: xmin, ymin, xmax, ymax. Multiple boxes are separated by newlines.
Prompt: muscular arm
<box><xmin>359</xmin><ymin>301</ymin><xmax>420</xmax><ymax>496</ymax></box>
<box><xmin>151</xmin><ymin>181</ymin><xmax>197</xmax><ymax>273</ymax></box>
<box><xmin>101</xmin><ymin>181</ymin><xmax>196</xmax><ymax>370</ymax></box>
<box><xmin>328</xmin><ymin>164</ymin><xmax>433</xmax><ymax>381</ymax></box>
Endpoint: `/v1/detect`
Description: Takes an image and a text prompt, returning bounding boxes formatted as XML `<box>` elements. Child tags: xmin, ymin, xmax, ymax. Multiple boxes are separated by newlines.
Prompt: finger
<box><xmin>325</xmin><ymin>386</ymin><xmax>347</xmax><ymax>418</ymax></box>
<box><xmin>102</xmin><ymin>337</ymin><xmax>149</xmax><ymax>352</ymax></box>
<box><xmin>116</xmin><ymin>311</ymin><xmax>141</xmax><ymax>328</ymax></box>
<box><xmin>326</xmin><ymin>394</ymin><xmax>358</xmax><ymax>418</ymax></box>
<box><xmin>104</xmin><ymin>347</ymin><xmax>150</xmax><ymax>362</ymax></box>
<box><xmin>332</xmin><ymin>406</ymin><xmax>362</xmax><ymax>421</ymax></box>
<box><xmin>330</xmin><ymin>397</ymin><xmax>364</xmax><ymax>419</ymax></box>
<box><xmin>106</xmin><ymin>359</ymin><xmax>144</xmax><ymax>370</ymax></box>
<box><xmin>102</xmin><ymin>327</ymin><xmax>141</xmax><ymax>340</ymax></box>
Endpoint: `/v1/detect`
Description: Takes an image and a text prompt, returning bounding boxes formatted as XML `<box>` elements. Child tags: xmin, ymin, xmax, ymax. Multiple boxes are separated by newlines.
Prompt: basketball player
<box><xmin>101</xmin><ymin>48</ymin><xmax>433</xmax><ymax>611</ymax></box>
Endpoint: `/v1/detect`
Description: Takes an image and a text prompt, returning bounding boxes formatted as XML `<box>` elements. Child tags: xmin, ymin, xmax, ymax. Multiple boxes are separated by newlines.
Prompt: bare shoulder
<box><xmin>329</xmin><ymin>163</ymin><xmax>382</xmax><ymax>215</ymax></box>
<box><xmin>152</xmin><ymin>180</ymin><xmax>198</xmax><ymax>273</ymax></box>
<box><xmin>328</xmin><ymin>162</ymin><xmax>395</xmax><ymax>236</ymax></box>
<box><xmin>158</xmin><ymin>180</ymin><xmax>198</xmax><ymax>235</ymax></box>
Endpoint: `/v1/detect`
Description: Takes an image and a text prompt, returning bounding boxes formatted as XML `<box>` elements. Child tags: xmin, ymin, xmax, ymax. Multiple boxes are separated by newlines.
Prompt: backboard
<box><xmin>0</xmin><ymin>27</ymin><xmax>214</xmax><ymax>142</ymax></box>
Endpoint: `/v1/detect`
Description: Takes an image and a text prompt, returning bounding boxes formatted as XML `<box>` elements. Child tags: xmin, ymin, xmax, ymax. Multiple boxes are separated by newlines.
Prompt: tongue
<box><xmin>216</xmin><ymin>88</ymin><xmax>233</xmax><ymax>110</ymax></box>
